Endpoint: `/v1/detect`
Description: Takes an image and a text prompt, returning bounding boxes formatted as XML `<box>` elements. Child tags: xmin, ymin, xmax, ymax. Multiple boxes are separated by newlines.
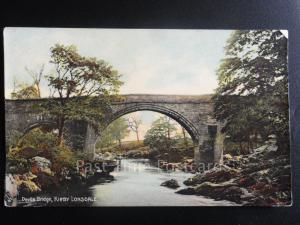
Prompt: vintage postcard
<box><xmin>4</xmin><ymin>28</ymin><xmax>291</xmax><ymax>207</ymax></box>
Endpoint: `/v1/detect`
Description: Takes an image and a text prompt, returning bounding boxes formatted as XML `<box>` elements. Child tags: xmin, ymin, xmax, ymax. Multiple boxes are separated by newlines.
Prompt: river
<box><xmin>17</xmin><ymin>159</ymin><xmax>236</xmax><ymax>206</ymax></box>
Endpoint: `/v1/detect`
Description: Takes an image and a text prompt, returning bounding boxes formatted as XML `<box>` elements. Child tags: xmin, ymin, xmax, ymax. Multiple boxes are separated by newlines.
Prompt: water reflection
<box><xmin>18</xmin><ymin>159</ymin><xmax>237</xmax><ymax>206</ymax></box>
<box><xmin>90</xmin><ymin>159</ymin><xmax>237</xmax><ymax>206</ymax></box>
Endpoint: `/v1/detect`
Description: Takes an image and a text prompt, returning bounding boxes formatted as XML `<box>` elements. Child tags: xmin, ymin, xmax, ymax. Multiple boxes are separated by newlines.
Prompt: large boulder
<box><xmin>125</xmin><ymin>149</ymin><xmax>142</xmax><ymax>158</ymax></box>
<box><xmin>161</xmin><ymin>179</ymin><xmax>180</xmax><ymax>189</ymax></box>
<box><xmin>94</xmin><ymin>153</ymin><xmax>104</xmax><ymax>161</ymax></box>
<box><xmin>236</xmin><ymin>176</ymin><xmax>257</xmax><ymax>187</ymax></box>
<box><xmin>176</xmin><ymin>187</ymin><xmax>196</xmax><ymax>195</ymax></box>
<box><xmin>103</xmin><ymin>152</ymin><xmax>115</xmax><ymax>161</ymax></box>
<box><xmin>179</xmin><ymin>143</ymin><xmax>291</xmax><ymax>206</ymax></box>
<box><xmin>178</xmin><ymin>181</ymin><xmax>245</xmax><ymax>204</ymax></box>
<box><xmin>30</xmin><ymin>156</ymin><xmax>52</xmax><ymax>175</ymax></box>
<box><xmin>183</xmin><ymin>165</ymin><xmax>239</xmax><ymax>186</ymax></box>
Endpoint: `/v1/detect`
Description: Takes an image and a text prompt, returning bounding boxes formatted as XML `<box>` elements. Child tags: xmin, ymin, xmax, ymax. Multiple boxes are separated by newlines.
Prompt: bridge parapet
<box><xmin>5</xmin><ymin>94</ymin><xmax>223</xmax><ymax>165</ymax></box>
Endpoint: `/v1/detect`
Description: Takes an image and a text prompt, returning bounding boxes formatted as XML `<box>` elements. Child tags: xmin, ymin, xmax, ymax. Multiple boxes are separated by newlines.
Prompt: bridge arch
<box><xmin>21</xmin><ymin>121</ymin><xmax>57</xmax><ymax>136</ymax></box>
<box><xmin>5</xmin><ymin>95</ymin><xmax>222</xmax><ymax>165</ymax></box>
<box><xmin>103</xmin><ymin>103</ymin><xmax>200</xmax><ymax>144</ymax></box>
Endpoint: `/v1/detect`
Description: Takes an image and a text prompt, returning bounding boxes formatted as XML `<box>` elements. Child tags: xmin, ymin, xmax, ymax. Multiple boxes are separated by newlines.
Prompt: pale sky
<box><xmin>4</xmin><ymin>28</ymin><xmax>232</xmax><ymax>98</ymax></box>
<box><xmin>4</xmin><ymin>28</ymin><xmax>233</xmax><ymax>141</ymax></box>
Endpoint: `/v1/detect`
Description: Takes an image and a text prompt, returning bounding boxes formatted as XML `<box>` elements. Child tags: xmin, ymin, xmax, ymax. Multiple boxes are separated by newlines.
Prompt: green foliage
<box><xmin>96</xmin><ymin>117</ymin><xmax>130</xmax><ymax>149</ymax></box>
<box><xmin>213</xmin><ymin>30</ymin><xmax>289</xmax><ymax>154</ymax></box>
<box><xmin>144</xmin><ymin>116</ymin><xmax>177</xmax><ymax>152</ymax></box>
<box><xmin>48</xmin><ymin>44</ymin><xmax>123</xmax><ymax>97</ymax></box>
<box><xmin>51</xmin><ymin>145</ymin><xmax>77</xmax><ymax>174</ymax></box>
<box><xmin>38</xmin><ymin>44</ymin><xmax>123</xmax><ymax>143</ymax></box>
<box><xmin>6</xmin><ymin>130</ymin><xmax>23</xmax><ymax>151</ymax></box>
<box><xmin>8</xmin><ymin>128</ymin><xmax>78</xmax><ymax>175</ymax></box>
<box><xmin>174</xmin><ymin>136</ymin><xmax>194</xmax><ymax>149</ymax></box>
<box><xmin>18</xmin><ymin>128</ymin><xmax>58</xmax><ymax>150</ymax></box>
<box><xmin>95</xmin><ymin>131</ymin><xmax>114</xmax><ymax>150</ymax></box>
<box><xmin>6</xmin><ymin>153</ymin><xmax>30</xmax><ymax>174</ymax></box>
<box><xmin>109</xmin><ymin>117</ymin><xmax>130</xmax><ymax>146</ymax></box>
<box><xmin>6</xmin><ymin>128</ymin><xmax>58</xmax><ymax>162</ymax></box>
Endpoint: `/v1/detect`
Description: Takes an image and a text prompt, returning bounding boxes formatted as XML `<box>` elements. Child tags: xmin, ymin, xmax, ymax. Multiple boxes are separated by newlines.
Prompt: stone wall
<box><xmin>5</xmin><ymin>94</ymin><xmax>222</xmax><ymax>164</ymax></box>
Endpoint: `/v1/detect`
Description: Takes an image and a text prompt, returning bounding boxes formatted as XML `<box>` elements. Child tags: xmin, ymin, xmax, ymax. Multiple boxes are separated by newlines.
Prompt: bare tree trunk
<box><xmin>239</xmin><ymin>142</ymin><xmax>243</xmax><ymax>155</ymax></box>
<box><xmin>167</xmin><ymin>127</ymin><xmax>170</xmax><ymax>140</ymax></box>
<box><xmin>57</xmin><ymin>116</ymin><xmax>65</xmax><ymax>146</ymax></box>
<box><xmin>254</xmin><ymin>131</ymin><xmax>258</xmax><ymax>148</ymax></box>
<box><xmin>182</xmin><ymin>126</ymin><xmax>188</xmax><ymax>148</ymax></box>
<box><xmin>36</xmin><ymin>85</ymin><xmax>41</xmax><ymax>98</ymax></box>
<box><xmin>136</xmin><ymin>131</ymin><xmax>140</xmax><ymax>143</ymax></box>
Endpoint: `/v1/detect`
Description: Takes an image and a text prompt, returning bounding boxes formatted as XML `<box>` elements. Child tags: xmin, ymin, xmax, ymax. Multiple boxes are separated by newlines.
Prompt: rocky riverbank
<box><xmin>176</xmin><ymin>143</ymin><xmax>291</xmax><ymax>206</ymax></box>
<box><xmin>5</xmin><ymin>154</ymin><xmax>116</xmax><ymax>206</ymax></box>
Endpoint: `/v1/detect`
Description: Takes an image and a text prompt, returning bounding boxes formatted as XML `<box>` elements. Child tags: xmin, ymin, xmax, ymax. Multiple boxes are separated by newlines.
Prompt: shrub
<box><xmin>51</xmin><ymin>145</ymin><xmax>77</xmax><ymax>174</ymax></box>
<box><xmin>18</xmin><ymin>128</ymin><xmax>57</xmax><ymax>151</ymax></box>
<box><xmin>6</xmin><ymin>153</ymin><xmax>30</xmax><ymax>174</ymax></box>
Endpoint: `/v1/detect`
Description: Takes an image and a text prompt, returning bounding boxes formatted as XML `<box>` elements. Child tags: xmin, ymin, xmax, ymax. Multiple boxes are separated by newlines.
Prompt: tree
<box><xmin>25</xmin><ymin>64</ymin><xmax>44</xmax><ymax>98</ymax></box>
<box><xmin>127</xmin><ymin>114</ymin><xmax>142</xmax><ymax>142</ymax></box>
<box><xmin>11</xmin><ymin>65</ymin><xmax>44</xmax><ymax>99</ymax></box>
<box><xmin>144</xmin><ymin>116</ymin><xmax>176</xmax><ymax>151</ymax></box>
<box><xmin>213</xmin><ymin>30</ymin><xmax>288</xmax><ymax>154</ymax></box>
<box><xmin>40</xmin><ymin>44</ymin><xmax>123</xmax><ymax>145</ymax></box>
<box><xmin>108</xmin><ymin>117</ymin><xmax>130</xmax><ymax>147</ymax></box>
<box><xmin>95</xmin><ymin>128</ymin><xmax>114</xmax><ymax>150</ymax></box>
<box><xmin>181</xmin><ymin>126</ymin><xmax>189</xmax><ymax>148</ymax></box>
<box><xmin>96</xmin><ymin>117</ymin><xmax>130</xmax><ymax>149</ymax></box>
<box><xmin>11</xmin><ymin>83</ymin><xmax>40</xmax><ymax>99</ymax></box>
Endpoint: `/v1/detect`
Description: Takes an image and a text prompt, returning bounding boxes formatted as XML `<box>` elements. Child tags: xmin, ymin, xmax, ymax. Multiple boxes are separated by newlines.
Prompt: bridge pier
<box><xmin>5</xmin><ymin>95</ymin><xmax>224</xmax><ymax>165</ymax></box>
<box><xmin>194</xmin><ymin>124</ymin><xmax>221</xmax><ymax>171</ymax></box>
<box><xmin>83</xmin><ymin>124</ymin><xmax>98</xmax><ymax>160</ymax></box>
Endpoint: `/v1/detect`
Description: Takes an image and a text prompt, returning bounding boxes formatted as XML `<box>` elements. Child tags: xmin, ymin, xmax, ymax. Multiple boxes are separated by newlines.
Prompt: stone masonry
<box><xmin>5</xmin><ymin>94</ymin><xmax>223</xmax><ymax>166</ymax></box>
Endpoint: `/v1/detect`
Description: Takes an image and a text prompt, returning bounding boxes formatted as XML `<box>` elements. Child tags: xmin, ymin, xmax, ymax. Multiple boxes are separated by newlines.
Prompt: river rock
<box><xmin>125</xmin><ymin>150</ymin><xmax>141</xmax><ymax>158</ymax></box>
<box><xmin>103</xmin><ymin>152</ymin><xmax>115</xmax><ymax>161</ymax></box>
<box><xmin>194</xmin><ymin>182</ymin><xmax>244</xmax><ymax>203</ymax></box>
<box><xmin>183</xmin><ymin>165</ymin><xmax>239</xmax><ymax>186</ymax></box>
<box><xmin>236</xmin><ymin>176</ymin><xmax>257</xmax><ymax>187</ymax></box>
<box><xmin>161</xmin><ymin>179</ymin><xmax>180</xmax><ymax>189</ymax></box>
<box><xmin>30</xmin><ymin>156</ymin><xmax>52</xmax><ymax>175</ymax></box>
<box><xmin>176</xmin><ymin>187</ymin><xmax>196</xmax><ymax>195</ymax></box>
<box><xmin>181</xmin><ymin>143</ymin><xmax>291</xmax><ymax>205</ymax></box>
<box><xmin>94</xmin><ymin>153</ymin><xmax>104</xmax><ymax>160</ymax></box>
<box><xmin>160</xmin><ymin>162</ymin><xmax>178</xmax><ymax>171</ymax></box>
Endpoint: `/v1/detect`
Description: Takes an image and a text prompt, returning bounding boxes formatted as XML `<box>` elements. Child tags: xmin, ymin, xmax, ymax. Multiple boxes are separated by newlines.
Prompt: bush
<box><xmin>6</xmin><ymin>153</ymin><xmax>30</xmax><ymax>174</ymax></box>
<box><xmin>18</xmin><ymin>128</ymin><xmax>57</xmax><ymax>151</ymax></box>
<box><xmin>16</xmin><ymin>146</ymin><xmax>39</xmax><ymax>159</ymax></box>
<box><xmin>7</xmin><ymin>128</ymin><xmax>80</xmax><ymax>175</ymax></box>
<box><xmin>51</xmin><ymin>145</ymin><xmax>77</xmax><ymax>174</ymax></box>
<box><xmin>6</xmin><ymin>130</ymin><xmax>23</xmax><ymax>151</ymax></box>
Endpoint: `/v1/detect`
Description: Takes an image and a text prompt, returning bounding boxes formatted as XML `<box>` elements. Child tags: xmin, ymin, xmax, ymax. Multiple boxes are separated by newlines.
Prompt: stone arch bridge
<box><xmin>5</xmin><ymin>94</ymin><xmax>223</xmax><ymax>166</ymax></box>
